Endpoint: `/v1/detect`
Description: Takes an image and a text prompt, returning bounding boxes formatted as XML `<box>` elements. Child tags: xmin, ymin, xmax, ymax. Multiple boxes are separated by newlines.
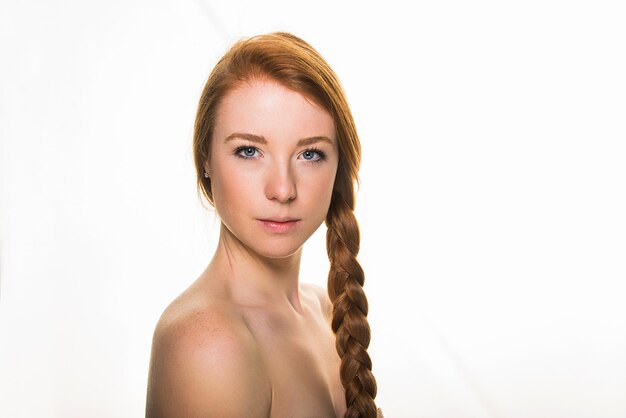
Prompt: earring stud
<box><xmin>203</xmin><ymin>171</ymin><xmax>210</xmax><ymax>178</ymax></box>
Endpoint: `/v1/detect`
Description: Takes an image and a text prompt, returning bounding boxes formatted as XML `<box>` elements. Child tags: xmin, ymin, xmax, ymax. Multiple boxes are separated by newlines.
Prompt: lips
<box><xmin>261</xmin><ymin>218</ymin><xmax>299</xmax><ymax>223</ymax></box>
<box><xmin>257</xmin><ymin>218</ymin><xmax>300</xmax><ymax>233</ymax></box>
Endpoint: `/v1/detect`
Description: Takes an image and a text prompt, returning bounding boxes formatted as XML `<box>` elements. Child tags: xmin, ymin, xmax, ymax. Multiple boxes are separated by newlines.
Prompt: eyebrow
<box><xmin>297</xmin><ymin>136</ymin><xmax>333</xmax><ymax>147</ymax></box>
<box><xmin>224</xmin><ymin>132</ymin><xmax>333</xmax><ymax>147</ymax></box>
<box><xmin>224</xmin><ymin>132</ymin><xmax>267</xmax><ymax>144</ymax></box>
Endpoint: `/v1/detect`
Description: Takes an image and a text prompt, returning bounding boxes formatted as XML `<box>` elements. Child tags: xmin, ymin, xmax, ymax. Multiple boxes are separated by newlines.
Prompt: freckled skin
<box><xmin>146</xmin><ymin>79</ymin><xmax>347</xmax><ymax>417</ymax></box>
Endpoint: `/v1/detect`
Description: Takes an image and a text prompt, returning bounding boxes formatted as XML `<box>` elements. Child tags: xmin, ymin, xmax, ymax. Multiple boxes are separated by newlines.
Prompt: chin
<box><xmin>250</xmin><ymin>240</ymin><xmax>304</xmax><ymax>260</ymax></box>
<box><xmin>221</xmin><ymin>218</ymin><xmax>317</xmax><ymax>260</ymax></box>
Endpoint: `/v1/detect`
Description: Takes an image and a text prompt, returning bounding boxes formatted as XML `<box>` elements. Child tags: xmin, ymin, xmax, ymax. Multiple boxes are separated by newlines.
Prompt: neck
<box><xmin>207</xmin><ymin>222</ymin><xmax>304</xmax><ymax>312</ymax></box>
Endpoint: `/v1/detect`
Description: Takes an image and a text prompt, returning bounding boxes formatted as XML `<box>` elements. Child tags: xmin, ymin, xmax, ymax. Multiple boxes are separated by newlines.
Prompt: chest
<box><xmin>242</xmin><ymin>308</ymin><xmax>346</xmax><ymax>417</ymax></box>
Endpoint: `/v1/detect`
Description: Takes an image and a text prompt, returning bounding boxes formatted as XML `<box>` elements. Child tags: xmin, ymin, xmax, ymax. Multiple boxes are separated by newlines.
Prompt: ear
<box><xmin>203</xmin><ymin>162</ymin><xmax>211</xmax><ymax>178</ymax></box>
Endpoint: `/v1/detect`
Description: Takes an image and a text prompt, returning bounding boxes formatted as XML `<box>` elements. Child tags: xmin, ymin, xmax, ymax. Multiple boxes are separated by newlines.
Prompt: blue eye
<box><xmin>235</xmin><ymin>146</ymin><xmax>259</xmax><ymax>159</ymax></box>
<box><xmin>300</xmin><ymin>148</ymin><xmax>326</xmax><ymax>162</ymax></box>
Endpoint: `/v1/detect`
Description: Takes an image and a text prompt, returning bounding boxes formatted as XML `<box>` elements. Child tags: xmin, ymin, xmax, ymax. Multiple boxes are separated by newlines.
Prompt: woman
<box><xmin>146</xmin><ymin>32</ymin><xmax>382</xmax><ymax>418</ymax></box>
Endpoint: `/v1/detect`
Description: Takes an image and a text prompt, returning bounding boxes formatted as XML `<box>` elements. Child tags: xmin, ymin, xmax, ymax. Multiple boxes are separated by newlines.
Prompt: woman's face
<box><xmin>208</xmin><ymin>78</ymin><xmax>339</xmax><ymax>259</ymax></box>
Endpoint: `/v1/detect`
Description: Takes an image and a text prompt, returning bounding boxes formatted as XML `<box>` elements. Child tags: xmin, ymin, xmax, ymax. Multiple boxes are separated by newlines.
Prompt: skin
<box><xmin>146</xmin><ymin>79</ymin><xmax>347</xmax><ymax>417</ymax></box>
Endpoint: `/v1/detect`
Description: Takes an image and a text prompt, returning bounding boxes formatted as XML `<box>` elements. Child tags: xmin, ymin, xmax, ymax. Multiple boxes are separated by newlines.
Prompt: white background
<box><xmin>1</xmin><ymin>1</ymin><xmax>625</xmax><ymax>417</ymax></box>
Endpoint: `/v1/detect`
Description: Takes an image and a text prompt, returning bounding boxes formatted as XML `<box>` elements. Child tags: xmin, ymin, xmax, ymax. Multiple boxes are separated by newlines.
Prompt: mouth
<box><xmin>257</xmin><ymin>218</ymin><xmax>300</xmax><ymax>233</ymax></box>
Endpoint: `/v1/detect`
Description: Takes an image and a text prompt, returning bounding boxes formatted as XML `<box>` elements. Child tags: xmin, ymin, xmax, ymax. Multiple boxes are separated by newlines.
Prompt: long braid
<box><xmin>326</xmin><ymin>191</ymin><xmax>378</xmax><ymax>418</ymax></box>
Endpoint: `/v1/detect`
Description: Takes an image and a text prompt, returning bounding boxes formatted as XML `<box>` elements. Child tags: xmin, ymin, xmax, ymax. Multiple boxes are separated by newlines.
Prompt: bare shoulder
<box><xmin>146</xmin><ymin>295</ymin><xmax>271</xmax><ymax>417</ymax></box>
<box><xmin>300</xmin><ymin>282</ymin><xmax>333</xmax><ymax>323</ymax></box>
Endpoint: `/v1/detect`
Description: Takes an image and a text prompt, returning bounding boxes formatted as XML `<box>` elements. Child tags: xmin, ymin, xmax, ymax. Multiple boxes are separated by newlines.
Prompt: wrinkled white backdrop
<box><xmin>1</xmin><ymin>1</ymin><xmax>625</xmax><ymax>417</ymax></box>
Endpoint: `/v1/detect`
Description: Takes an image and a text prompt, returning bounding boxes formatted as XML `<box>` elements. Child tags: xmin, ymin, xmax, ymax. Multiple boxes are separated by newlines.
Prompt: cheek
<box><xmin>301</xmin><ymin>168</ymin><xmax>337</xmax><ymax>214</ymax></box>
<box><xmin>211</xmin><ymin>165</ymin><xmax>257</xmax><ymax>217</ymax></box>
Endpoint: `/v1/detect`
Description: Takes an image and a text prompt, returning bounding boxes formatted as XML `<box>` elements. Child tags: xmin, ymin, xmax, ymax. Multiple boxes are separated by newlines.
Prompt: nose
<box><xmin>265</xmin><ymin>161</ymin><xmax>297</xmax><ymax>203</ymax></box>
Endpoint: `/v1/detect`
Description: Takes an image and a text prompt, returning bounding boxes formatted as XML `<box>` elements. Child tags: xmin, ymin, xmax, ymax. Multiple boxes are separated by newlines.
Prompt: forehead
<box><xmin>214</xmin><ymin>79</ymin><xmax>336</xmax><ymax>143</ymax></box>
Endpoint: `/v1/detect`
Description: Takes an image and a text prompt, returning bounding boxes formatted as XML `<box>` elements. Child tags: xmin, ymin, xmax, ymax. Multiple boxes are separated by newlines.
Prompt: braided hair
<box><xmin>193</xmin><ymin>32</ymin><xmax>378</xmax><ymax>417</ymax></box>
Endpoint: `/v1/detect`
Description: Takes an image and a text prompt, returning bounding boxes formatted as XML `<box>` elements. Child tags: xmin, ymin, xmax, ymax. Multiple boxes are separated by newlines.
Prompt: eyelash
<box><xmin>233</xmin><ymin>146</ymin><xmax>260</xmax><ymax>160</ymax></box>
<box><xmin>300</xmin><ymin>147</ymin><xmax>327</xmax><ymax>163</ymax></box>
<box><xmin>233</xmin><ymin>146</ymin><xmax>327</xmax><ymax>163</ymax></box>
